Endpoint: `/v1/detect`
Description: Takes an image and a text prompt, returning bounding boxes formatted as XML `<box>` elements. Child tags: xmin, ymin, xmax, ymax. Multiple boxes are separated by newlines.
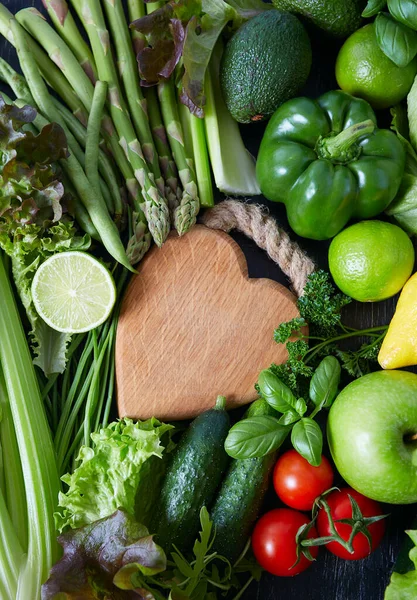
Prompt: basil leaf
<box><xmin>258</xmin><ymin>369</ymin><xmax>298</xmax><ymax>414</ymax></box>
<box><xmin>225</xmin><ymin>416</ymin><xmax>290</xmax><ymax>459</ymax></box>
<box><xmin>295</xmin><ymin>397</ymin><xmax>307</xmax><ymax>416</ymax></box>
<box><xmin>309</xmin><ymin>356</ymin><xmax>341</xmax><ymax>409</ymax></box>
<box><xmin>376</xmin><ymin>12</ymin><xmax>417</xmax><ymax>67</ymax></box>
<box><xmin>279</xmin><ymin>411</ymin><xmax>301</xmax><ymax>426</ymax></box>
<box><xmin>291</xmin><ymin>418</ymin><xmax>323</xmax><ymax>466</ymax></box>
<box><xmin>388</xmin><ymin>0</ymin><xmax>417</xmax><ymax>30</ymax></box>
<box><xmin>362</xmin><ymin>0</ymin><xmax>386</xmax><ymax>17</ymax></box>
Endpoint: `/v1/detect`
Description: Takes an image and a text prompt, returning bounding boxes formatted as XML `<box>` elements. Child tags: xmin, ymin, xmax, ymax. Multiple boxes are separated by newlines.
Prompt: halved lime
<box><xmin>32</xmin><ymin>252</ymin><xmax>116</xmax><ymax>333</ymax></box>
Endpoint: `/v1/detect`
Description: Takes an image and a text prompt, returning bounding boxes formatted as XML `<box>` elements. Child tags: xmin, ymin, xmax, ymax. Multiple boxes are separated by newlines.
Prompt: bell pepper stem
<box><xmin>318</xmin><ymin>119</ymin><xmax>375</xmax><ymax>162</ymax></box>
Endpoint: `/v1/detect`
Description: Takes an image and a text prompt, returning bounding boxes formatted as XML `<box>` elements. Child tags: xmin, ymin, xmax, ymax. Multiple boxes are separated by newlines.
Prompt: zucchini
<box><xmin>153</xmin><ymin>396</ymin><xmax>230</xmax><ymax>553</ymax></box>
<box><xmin>210</xmin><ymin>399</ymin><xmax>277</xmax><ymax>563</ymax></box>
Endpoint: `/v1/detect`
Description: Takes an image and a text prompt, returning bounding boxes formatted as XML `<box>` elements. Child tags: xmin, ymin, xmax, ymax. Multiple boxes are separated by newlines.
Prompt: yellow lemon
<box><xmin>379</xmin><ymin>272</ymin><xmax>417</xmax><ymax>369</ymax></box>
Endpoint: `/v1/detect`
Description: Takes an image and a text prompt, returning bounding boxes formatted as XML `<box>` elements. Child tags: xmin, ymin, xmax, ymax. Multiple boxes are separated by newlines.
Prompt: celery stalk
<box><xmin>0</xmin><ymin>485</ymin><xmax>23</xmax><ymax>600</ymax></box>
<box><xmin>204</xmin><ymin>41</ymin><xmax>261</xmax><ymax>196</ymax></box>
<box><xmin>0</xmin><ymin>254</ymin><xmax>60</xmax><ymax>599</ymax></box>
<box><xmin>0</xmin><ymin>367</ymin><xmax>27</xmax><ymax>550</ymax></box>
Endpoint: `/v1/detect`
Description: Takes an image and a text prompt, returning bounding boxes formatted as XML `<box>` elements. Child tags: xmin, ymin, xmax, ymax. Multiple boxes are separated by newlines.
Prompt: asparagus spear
<box><xmin>143</xmin><ymin>0</ymin><xmax>200</xmax><ymax>234</ymax></box>
<box><xmin>126</xmin><ymin>0</ymin><xmax>146</xmax><ymax>54</ymax></box>
<box><xmin>15</xmin><ymin>6</ymin><xmax>146</xmax><ymax>228</ymax></box>
<box><xmin>0</xmin><ymin>2</ymin><xmax>88</xmax><ymax>125</ymax></box>
<box><xmin>145</xmin><ymin>87</ymin><xmax>182</xmax><ymax>216</ymax></box>
<box><xmin>10</xmin><ymin>17</ymin><xmax>132</xmax><ymax>271</ymax></box>
<box><xmin>69</xmin><ymin>0</ymin><xmax>170</xmax><ymax>247</ymax></box>
<box><xmin>16</xmin><ymin>9</ymin><xmax>95</xmax><ymax>116</ymax></box>
<box><xmin>158</xmin><ymin>80</ymin><xmax>200</xmax><ymax>235</ymax></box>
<box><xmin>127</xmin><ymin>0</ymin><xmax>182</xmax><ymax>216</ymax></box>
<box><xmin>102</xmin><ymin>0</ymin><xmax>164</xmax><ymax>194</ymax></box>
<box><xmin>41</xmin><ymin>0</ymin><xmax>97</xmax><ymax>82</ymax></box>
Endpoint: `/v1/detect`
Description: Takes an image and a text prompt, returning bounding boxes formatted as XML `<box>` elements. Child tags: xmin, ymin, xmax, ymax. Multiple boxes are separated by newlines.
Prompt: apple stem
<box><xmin>405</xmin><ymin>432</ymin><xmax>417</xmax><ymax>443</ymax></box>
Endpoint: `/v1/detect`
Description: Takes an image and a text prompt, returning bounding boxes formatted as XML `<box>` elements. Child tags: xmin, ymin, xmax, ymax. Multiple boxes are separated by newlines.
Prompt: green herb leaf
<box><xmin>279</xmin><ymin>411</ymin><xmax>301</xmax><ymax>426</ymax></box>
<box><xmin>387</xmin><ymin>0</ymin><xmax>417</xmax><ymax>31</ymax></box>
<box><xmin>225</xmin><ymin>416</ymin><xmax>290</xmax><ymax>459</ymax></box>
<box><xmin>375</xmin><ymin>13</ymin><xmax>417</xmax><ymax>67</ymax></box>
<box><xmin>297</xmin><ymin>270</ymin><xmax>351</xmax><ymax>338</ymax></box>
<box><xmin>273</xmin><ymin>317</ymin><xmax>307</xmax><ymax>344</ymax></box>
<box><xmin>362</xmin><ymin>0</ymin><xmax>386</xmax><ymax>17</ymax></box>
<box><xmin>295</xmin><ymin>397</ymin><xmax>308</xmax><ymax>416</ymax></box>
<box><xmin>42</xmin><ymin>510</ymin><xmax>166</xmax><ymax>599</ymax></box>
<box><xmin>309</xmin><ymin>356</ymin><xmax>341</xmax><ymax>409</ymax></box>
<box><xmin>291</xmin><ymin>418</ymin><xmax>323</xmax><ymax>466</ymax></box>
<box><xmin>258</xmin><ymin>369</ymin><xmax>299</xmax><ymax>414</ymax></box>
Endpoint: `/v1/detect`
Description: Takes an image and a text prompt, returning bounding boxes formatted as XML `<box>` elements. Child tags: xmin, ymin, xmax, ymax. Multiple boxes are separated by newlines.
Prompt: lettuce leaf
<box><xmin>42</xmin><ymin>509</ymin><xmax>166</xmax><ymax>600</ymax></box>
<box><xmin>5</xmin><ymin>221</ymin><xmax>90</xmax><ymax>375</ymax></box>
<box><xmin>55</xmin><ymin>418</ymin><xmax>174</xmax><ymax>533</ymax></box>
<box><xmin>0</xmin><ymin>95</ymin><xmax>91</xmax><ymax>375</ymax></box>
<box><xmin>385</xmin><ymin>530</ymin><xmax>417</xmax><ymax>599</ymax></box>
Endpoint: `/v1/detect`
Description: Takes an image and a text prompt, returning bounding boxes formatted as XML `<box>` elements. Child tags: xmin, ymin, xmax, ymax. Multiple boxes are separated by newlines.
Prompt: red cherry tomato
<box><xmin>273</xmin><ymin>450</ymin><xmax>334</xmax><ymax>511</ymax></box>
<box><xmin>251</xmin><ymin>508</ymin><xmax>319</xmax><ymax>576</ymax></box>
<box><xmin>316</xmin><ymin>488</ymin><xmax>386</xmax><ymax>560</ymax></box>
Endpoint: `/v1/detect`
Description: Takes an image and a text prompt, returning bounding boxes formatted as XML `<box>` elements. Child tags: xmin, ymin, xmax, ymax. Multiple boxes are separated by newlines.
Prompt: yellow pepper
<box><xmin>379</xmin><ymin>272</ymin><xmax>417</xmax><ymax>369</ymax></box>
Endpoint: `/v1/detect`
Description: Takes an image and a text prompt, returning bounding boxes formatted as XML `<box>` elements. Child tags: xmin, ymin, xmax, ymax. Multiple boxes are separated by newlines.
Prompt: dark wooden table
<box><xmin>1</xmin><ymin>2</ymin><xmax>416</xmax><ymax>598</ymax></box>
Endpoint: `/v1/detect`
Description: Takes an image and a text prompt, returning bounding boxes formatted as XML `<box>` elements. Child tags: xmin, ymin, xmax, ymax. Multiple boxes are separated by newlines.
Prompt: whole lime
<box><xmin>328</xmin><ymin>220</ymin><xmax>415</xmax><ymax>302</ymax></box>
<box><xmin>336</xmin><ymin>24</ymin><xmax>417</xmax><ymax>110</ymax></box>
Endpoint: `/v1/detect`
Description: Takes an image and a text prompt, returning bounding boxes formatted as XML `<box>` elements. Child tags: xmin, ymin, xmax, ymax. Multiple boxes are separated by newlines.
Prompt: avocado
<box><xmin>272</xmin><ymin>0</ymin><xmax>365</xmax><ymax>38</ymax></box>
<box><xmin>220</xmin><ymin>10</ymin><xmax>312</xmax><ymax>124</ymax></box>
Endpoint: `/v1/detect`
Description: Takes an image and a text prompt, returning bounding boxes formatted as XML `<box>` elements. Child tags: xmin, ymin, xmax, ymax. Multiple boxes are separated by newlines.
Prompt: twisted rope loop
<box><xmin>202</xmin><ymin>200</ymin><xmax>315</xmax><ymax>297</ymax></box>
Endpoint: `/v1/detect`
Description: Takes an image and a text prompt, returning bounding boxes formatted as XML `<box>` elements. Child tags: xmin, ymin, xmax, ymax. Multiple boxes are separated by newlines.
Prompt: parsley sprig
<box><xmin>272</xmin><ymin>270</ymin><xmax>388</xmax><ymax>395</ymax></box>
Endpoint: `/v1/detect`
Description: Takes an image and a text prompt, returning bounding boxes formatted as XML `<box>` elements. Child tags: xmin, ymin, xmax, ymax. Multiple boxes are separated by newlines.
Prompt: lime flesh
<box><xmin>32</xmin><ymin>251</ymin><xmax>116</xmax><ymax>333</ymax></box>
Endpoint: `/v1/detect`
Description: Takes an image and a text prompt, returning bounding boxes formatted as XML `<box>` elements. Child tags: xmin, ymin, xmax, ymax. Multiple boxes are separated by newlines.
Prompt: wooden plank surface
<box><xmin>1</xmin><ymin>1</ymin><xmax>416</xmax><ymax>598</ymax></box>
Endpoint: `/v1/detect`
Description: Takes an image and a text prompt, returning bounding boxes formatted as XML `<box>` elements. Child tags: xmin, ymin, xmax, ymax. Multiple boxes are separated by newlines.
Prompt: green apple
<box><xmin>327</xmin><ymin>370</ymin><xmax>417</xmax><ymax>504</ymax></box>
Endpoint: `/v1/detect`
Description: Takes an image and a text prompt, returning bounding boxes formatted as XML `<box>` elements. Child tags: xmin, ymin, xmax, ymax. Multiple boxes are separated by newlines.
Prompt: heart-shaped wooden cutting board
<box><xmin>116</xmin><ymin>225</ymin><xmax>302</xmax><ymax>421</ymax></box>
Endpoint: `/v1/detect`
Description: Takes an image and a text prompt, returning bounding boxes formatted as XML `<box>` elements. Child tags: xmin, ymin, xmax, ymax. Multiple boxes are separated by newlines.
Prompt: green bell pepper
<box><xmin>256</xmin><ymin>90</ymin><xmax>406</xmax><ymax>240</ymax></box>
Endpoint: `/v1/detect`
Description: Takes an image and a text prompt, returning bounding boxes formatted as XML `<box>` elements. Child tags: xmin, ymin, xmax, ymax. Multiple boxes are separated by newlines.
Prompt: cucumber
<box><xmin>153</xmin><ymin>396</ymin><xmax>230</xmax><ymax>553</ymax></box>
<box><xmin>210</xmin><ymin>399</ymin><xmax>277</xmax><ymax>563</ymax></box>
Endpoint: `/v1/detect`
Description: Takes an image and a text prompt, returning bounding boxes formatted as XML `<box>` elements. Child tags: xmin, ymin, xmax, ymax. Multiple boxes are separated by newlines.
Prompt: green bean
<box><xmin>51</xmin><ymin>97</ymin><xmax>122</xmax><ymax>214</ymax></box>
<box><xmin>86</xmin><ymin>81</ymin><xmax>107</xmax><ymax>199</ymax></box>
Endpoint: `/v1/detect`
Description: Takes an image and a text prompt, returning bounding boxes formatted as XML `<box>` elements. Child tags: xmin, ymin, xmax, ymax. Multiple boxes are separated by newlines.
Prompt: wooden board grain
<box><xmin>116</xmin><ymin>225</ymin><xmax>301</xmax><ymax>420</ymax></box>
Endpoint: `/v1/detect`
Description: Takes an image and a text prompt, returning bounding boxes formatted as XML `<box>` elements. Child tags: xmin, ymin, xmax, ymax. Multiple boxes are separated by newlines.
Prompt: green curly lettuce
<box><xmin>385</xmin><ymin>530</ymin><xmax>417</xmax><ymax>600</ymax></box>
<box><xmin>55</xmin><ymin>418</ymin><xmax>174</xmax><ymax>533</ymax></box>
<box><xmin>0</xmin><ymin>95</ymin><xmax>90</xmax><ymax>375</ymax></box>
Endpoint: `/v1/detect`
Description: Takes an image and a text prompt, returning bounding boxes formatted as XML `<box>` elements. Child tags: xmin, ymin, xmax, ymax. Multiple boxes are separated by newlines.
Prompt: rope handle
<box><xmin>202</xmin><ymin>200</ymin><xmax>315</xmax><ymax>298</ymax></box>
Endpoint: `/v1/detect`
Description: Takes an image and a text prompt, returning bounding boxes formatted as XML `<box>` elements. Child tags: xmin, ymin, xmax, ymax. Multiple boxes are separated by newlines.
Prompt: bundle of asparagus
<box><xmin>0</xmin><ymin>0</ymin><xmax>259</xmax><ymax>267</ymax></box>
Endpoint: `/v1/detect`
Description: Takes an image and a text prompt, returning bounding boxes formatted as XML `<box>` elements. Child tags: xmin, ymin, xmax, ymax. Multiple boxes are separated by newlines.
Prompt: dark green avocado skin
<box><xmin>272</xmin><ymin>0</ymin><xmax>365</xmax><ymax>38</ymax></box>
<box><xmin>220</xmin><ymin>10</ymin><xmax>312</xmax><ymax>124</ymax></box>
